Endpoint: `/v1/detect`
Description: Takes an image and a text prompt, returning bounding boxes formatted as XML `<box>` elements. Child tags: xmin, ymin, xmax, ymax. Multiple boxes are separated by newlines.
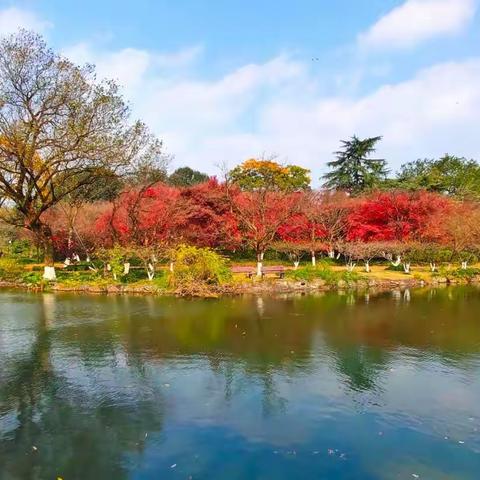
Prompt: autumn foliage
<box><xmin>41</xmin><ymin>179</ymin><xmax>480</xmax><ymax>269</ymax></box>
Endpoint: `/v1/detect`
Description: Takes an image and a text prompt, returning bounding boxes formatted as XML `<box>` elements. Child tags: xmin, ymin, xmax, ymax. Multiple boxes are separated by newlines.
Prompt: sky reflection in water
<box><xmin>1</xmin><ymin>287</ymin><xmax>479</xmax><ymax>479</ymax></box>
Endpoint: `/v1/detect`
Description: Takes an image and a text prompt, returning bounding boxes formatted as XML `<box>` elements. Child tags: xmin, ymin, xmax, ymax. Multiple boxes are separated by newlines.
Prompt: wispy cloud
<box><xmin>0</xmin><ymin>7</ymin><xmax>52</xmax><ymax>36</ymax></box>
<box><xmin>3</xmin><ymin>6</ymin><xmax>480</xmax><ymax>182</ymax></box>
<box><xmin>63</xmin><ymin>42</ymin><xmax>204</xmax><ymax>92</ymax></box>
<box><xmin>358</xmin><ymin>0</ymin><xmax>476</xmax><ymax>51</ymax></box>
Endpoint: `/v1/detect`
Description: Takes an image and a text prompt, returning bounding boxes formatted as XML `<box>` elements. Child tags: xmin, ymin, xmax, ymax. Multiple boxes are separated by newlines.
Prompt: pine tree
<box><xmin>323</xmin><ymin>136</ymin><xmax>388</xmax><ymax>194</ymax></box>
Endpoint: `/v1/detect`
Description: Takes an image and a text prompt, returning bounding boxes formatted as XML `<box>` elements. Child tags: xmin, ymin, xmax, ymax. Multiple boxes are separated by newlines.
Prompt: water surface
<box><xmin>1</xmin><ymin>288</ymin><xmax>480</xmax><ymax>479</ymax></box>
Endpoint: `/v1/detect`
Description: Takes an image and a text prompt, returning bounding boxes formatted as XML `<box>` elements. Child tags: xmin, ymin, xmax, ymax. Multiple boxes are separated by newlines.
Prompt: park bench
<box><xmin>232</xmin><ymin>266</ymin><xmax>256</xmax><ymax>278</ymax></box>
<box><xmin>231</xmin><ymin>265</ymin><xmax>286</xmax><ymax>278</ymax></box>
<box><xmin>261</xmin><ymin>266</ymin><xmax>285</xmax><ymax>278</ymax></box>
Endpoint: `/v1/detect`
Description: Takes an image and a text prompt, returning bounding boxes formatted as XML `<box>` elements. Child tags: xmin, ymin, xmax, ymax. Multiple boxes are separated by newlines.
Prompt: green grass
<box><xmin>286</xmin><ymin>263</ymin><xmax>363</xmax><ymax>285</ymax></box>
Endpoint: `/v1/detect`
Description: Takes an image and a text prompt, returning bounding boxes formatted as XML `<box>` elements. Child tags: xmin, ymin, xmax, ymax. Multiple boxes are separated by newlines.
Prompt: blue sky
<box><xmin>1</xmin><ymin>0</ymin><xmax>480</xmax><ymax>180</ymax></box>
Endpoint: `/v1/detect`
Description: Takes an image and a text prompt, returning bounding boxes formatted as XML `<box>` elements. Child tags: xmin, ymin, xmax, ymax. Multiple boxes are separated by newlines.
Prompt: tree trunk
<box><xmin>293</xmin><ymin>261</ymin><xmax>299</xmax><ymax>270</ymax></box>
<box><xmin>31</xmin><ymin>222</ymin><xmax>56</xmax><ymax>280</ymax></box>
<box><xmin>41</xmin><ymin>224</ymin><xmax>55</xmax><ymax>267</ymax></box>
<box><xmin>311</xmin><ymin>252</ymin><xmax>316</xmax><ymax>267</ymax></box>
<box><xmin>403</xmin><ymin>262</ymin><xmax>411</xmax><ymax>274</ymax></box>
<box><xmin>392</xmin><ymin>255</ymin><xmax>401</xmax><ymax>267</ymax></box>
<box><xmin>147</xmin><ymin>262</ymin><xmax>155</xmax><ymax>281</ymax></box>
<box><xmin>365</xmin><ymin>260</ymin><xmax>370</xmax><ymax>273</ymax></box>
<box><xmin>256</xmin><ymin>251</ymin><xmax>264</xmax><ymax>277</ymax></box>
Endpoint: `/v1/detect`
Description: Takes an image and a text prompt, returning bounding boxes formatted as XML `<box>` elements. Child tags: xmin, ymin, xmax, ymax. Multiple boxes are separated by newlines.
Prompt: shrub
<box><xmin>386</xmin><ymin>264</ymin><xmax>405</xmax><ymax>272</ymax></box>
<box><xmin>170</xmin><ymin>245</ymin><xmax>232</xmax><ymax>296</ymax></box>
<box><xmin>0</xmin><ymin>258</ymin><xmax>25</xmax><ymax>281</ymax></box>
<box><xmin>286</xmin><ymin>263</ymin><xmax>338</xmax><ymax>284</ymax></box>
<box><xmin>286</xmin><ymin>261</ymin><xmax>362</xmax><ymax>285</ymax></box>
<box><xmin>22</xmin><ymin>271</ymin><xmax>44</xmax><ymax>285</ymax></box>
<box><xmin>9</xmin><ymin>239</ymin><xmax>31</xmax><ymax>257</ymax></box>
<box><xmin>449</xmin><ymin>267</ymin><xmax>480</xmax><ymax>280</ymax></box>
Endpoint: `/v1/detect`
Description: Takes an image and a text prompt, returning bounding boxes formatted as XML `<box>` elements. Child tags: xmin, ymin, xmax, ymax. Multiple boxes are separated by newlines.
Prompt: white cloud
<box><xmin>155</xmin><ymin>45</ymin><xmax>204</xmax><ymax>69</ymax></box>
<box><xmin>121</xmin><ymin>55</ymin><xmax>480</xmax><ymax>182</ymax></box>
<box><xmin>64</xmin><ymin>43</ymin><xmax>152</xmax><ymax>90</ymax></box>
<box><xmin>17</xmin><ymin>10</ymin><xmax>480</xmax><ymax>184</ymax></box>
<box><xmin>358</xmin><ymin>0</ymin><xmax>476</xmax><ymax>50</ymax></box>
<box><xmin>0</xmin><ymin>7</ymin><xmax>52</xmax><ymax>35</ymax></box>
<box><xmin>63</xmin><ymin>42</ymin><xmax>203</xmax><ymax>92</ymax></box>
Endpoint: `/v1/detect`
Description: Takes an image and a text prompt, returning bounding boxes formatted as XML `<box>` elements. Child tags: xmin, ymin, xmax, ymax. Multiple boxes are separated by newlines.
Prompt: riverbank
<box><xmin>1</xmin><ymin>268</ymin><xmax>477</xmax><ymax>297</ymax></box>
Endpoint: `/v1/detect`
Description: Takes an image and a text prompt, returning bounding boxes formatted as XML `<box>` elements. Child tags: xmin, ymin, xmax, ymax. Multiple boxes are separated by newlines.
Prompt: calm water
<box><xmin>1</xmin><ymin>288</ymin><xmax>480</xmax><ymax>480</ymax></box>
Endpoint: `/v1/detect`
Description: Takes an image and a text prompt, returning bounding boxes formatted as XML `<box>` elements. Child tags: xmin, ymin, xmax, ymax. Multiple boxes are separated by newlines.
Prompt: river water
<box><xmin>1</xmin><ymin>287</ymin><xmax>479</xmax><ymax>479</ymax></box>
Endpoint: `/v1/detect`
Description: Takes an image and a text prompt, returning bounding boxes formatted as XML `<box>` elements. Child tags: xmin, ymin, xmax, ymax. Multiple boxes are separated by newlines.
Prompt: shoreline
<box><xmin>0</xmin><ymin>275</ymin><xmax>472</xmax><ymax>298</ymax></box>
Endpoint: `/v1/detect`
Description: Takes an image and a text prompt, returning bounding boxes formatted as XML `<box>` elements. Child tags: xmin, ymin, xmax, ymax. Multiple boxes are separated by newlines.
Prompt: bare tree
<box><xmin>0</xmin><ymin>31</ymin><xmax>164</xmax><ymax>279</ymax></box>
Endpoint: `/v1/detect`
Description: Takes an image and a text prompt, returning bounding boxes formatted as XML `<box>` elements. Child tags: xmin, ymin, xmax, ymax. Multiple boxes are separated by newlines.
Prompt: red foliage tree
<box><xmin>176</xmin><ymin>178</ymin><xmax>240</xmax><ymax>250</ymax></box>
<box><xmin>229</xmin><ymin>188</ymin><xmax>305</xmax><ymax>275</ymax></box>
<box><xmin>348</xmin><ymin>191</ymin><xmax>451</xmax><ymax>242</ymax></box>
<box><xmin>95</xmin><ymin>183</ymin><xmax>182</xmax><ymax>248</ymax></box>
<box><xmin>423</xmin><ymin>200</ymin><xmax>480</xmax><ymax>266</ymax></box>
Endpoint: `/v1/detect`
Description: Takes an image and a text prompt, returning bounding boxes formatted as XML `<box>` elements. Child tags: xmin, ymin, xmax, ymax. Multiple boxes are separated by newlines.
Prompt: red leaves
<box><xmin>45</xmin><ymin>183</ymin><xmax>469</xmax><ymax>260</ymax></box>
<box><xmin>229</xmin><ymin>189</ymin><xmax>305</xmax><ymax>253</ymax></box>
<box><xmin>348</xmin><ymin>191</ymin><xmax>451</xmax><ymax>242</ymax></box>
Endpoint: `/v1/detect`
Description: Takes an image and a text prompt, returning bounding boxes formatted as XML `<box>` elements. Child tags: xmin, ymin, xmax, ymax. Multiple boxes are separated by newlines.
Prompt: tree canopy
<box><xmin>0</xmin><ymin>30</ymin><xmax>164</xmax><ymax>265</ymax></box>
<box><xmin>229</xmin><ymin>158</ymin><xmax>311</xmax><ymax>192</ymax></box>
<box><xmin>168</xmin><ymin>166</ymin><xmax>209</xmax><ymax>187</ymax></box>
<box><xmin>323</xmin><ymin>136</ymin><xmax>388</xmax><ymax>194</ymax></box>
<box><xmin>395</xmin><ymin>155</ymin><xmax>480</xmax><ymax>199</ymax></box>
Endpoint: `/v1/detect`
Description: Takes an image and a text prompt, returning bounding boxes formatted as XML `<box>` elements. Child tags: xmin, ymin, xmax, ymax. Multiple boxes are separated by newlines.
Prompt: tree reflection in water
<box><xmin>0</xmin><ymin>287</ymin><xmax>479</xmax><ymax>479</ymax></box>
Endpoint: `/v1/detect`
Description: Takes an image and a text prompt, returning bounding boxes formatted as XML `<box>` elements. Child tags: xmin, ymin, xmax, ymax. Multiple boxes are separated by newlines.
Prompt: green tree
<box><xmin>323</xmin><ymin>136</ymin><xmax>388</xmax><ymax>194</ymax></box>
<box><xmin>395</xmin><ymin>155</ymin><xmax>480</xmax><ymax>198</ymax></box>
<box><xmin>229</xmin><ymin>157</ymin><xmax>311</xmax><ymax>191</ymax></box>
<box><xmin>168</xmin><ymin>166</ymin><xmax>209</xmax><ymax>187</ymax></box>
<box><xmin>0</xmin><ymin>31</ymin><xmax>164</xmax><ymax>279</ymax></box>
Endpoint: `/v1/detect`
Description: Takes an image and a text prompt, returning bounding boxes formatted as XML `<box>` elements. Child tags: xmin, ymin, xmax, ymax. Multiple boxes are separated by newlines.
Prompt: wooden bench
<box><xmin>232</xmin><ymin>266</ymin><xmax>256</xmax><ymax>278</ymax></box>
<box><xmin>231</xmin><ymin>265</ymin><xmax>286</xmax><ymax>278</ymax></box>
<box><xmin>261</xmin><ymin>266</ymin><xmax>285</xmax><ymax>278</ymax></box>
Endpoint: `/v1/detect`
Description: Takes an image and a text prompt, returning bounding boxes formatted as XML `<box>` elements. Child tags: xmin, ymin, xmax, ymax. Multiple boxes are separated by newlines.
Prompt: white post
<box><xmin>43</xmin><ymin>266</ymin><xmax>56</xmax><ymax>281</ymax></box>
<box><xmin>169</xmin><ymin>262</ymin><xmax>174</xmax><ymax>272</ymax></box>
<box><xmin>147</xmin><ymin>263</ymin><xmax>154</xmax><ymax>281</ymax></box>
<box><xmin>123</xmin><ymin>262</ymin><xmax>130</xmax><ymax>275</ymax></box>
<box><xmin>311</xmin><ymin>252</ymin><xmax>316</xmax><ymax>267</ymax></box>
<box><xmin>256</xmin><ymin>251</ymin><xmax>264</xmax><ymax>277</ymax></box>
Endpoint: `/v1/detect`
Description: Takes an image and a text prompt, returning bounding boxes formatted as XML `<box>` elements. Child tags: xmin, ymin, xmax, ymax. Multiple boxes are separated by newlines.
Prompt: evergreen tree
<box><xmin>168</xmin><ymin>166</ymin><xmax>209</xmax><ymax>187</ymax></box>
<box><xmin>323</xmin><ymin>136</ymin><xmax>387</xmax><ymax>194</ymax></box>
